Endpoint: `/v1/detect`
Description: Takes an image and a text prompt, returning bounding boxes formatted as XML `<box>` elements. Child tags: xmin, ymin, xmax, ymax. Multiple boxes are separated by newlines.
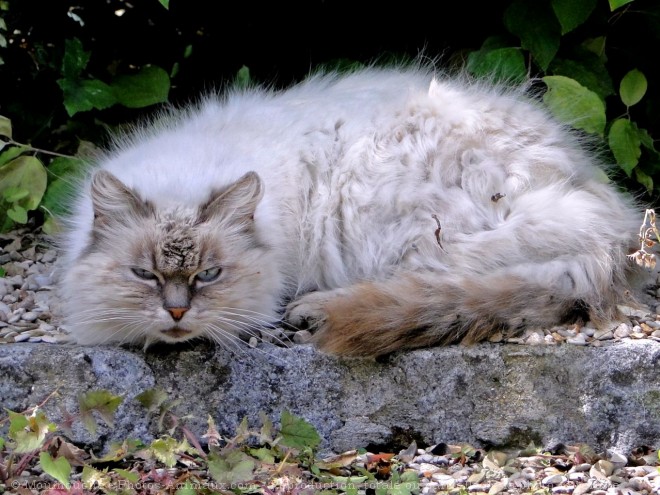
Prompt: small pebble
<box><xmin>567</xmin><ymin>333</ymin><xmax>588</xmax><ymax>346</ymax></box>
<box><xmin>542</xmin><ymin>475</ymin><xmax>567</xmax><ymax>485</ymax></box>
<box><xmin>21</xmin><ymin>311</ymin><xmax>38</xmax><ymax>322</ymax></box>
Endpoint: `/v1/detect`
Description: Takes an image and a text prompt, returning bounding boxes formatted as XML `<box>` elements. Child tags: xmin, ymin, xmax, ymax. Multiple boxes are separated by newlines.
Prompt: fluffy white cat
<box><xmin>57</xmin><ymin>65</ymin><xmax>641</xmax><ymax>356</ymax></box>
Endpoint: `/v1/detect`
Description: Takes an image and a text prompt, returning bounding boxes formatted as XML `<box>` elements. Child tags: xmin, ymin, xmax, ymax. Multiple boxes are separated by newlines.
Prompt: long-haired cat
<box><xmin>57</xmin><ymin>64</ymin><xmax>641</xmax><ymax>357</ymax></box>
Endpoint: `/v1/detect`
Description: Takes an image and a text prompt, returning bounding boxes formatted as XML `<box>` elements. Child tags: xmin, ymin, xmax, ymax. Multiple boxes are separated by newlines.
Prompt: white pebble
<box><xmin>21</xmin><ymin>311</ymin><xmax>38</xmax><ymax>322</ymax></box>
<box><xmin>542</xmin><ymin>474</ymin><xmax>567</xmax><ymax>485</ymax></box>
<box><xmin>613</xmin><ymin>323</ymin><xmax>631</xmax><ymax>338</ymax></box>
<box><xmin>13</xmin><ymin>333</ymin><xmax>30</xmax><ymax>342</ymax></box>
<box><xmin>248</xmin><ymin>336</ymin><xmax>258</xmax><ymax>348</ymax></box>
<box><xmin>567</xmin><ymin>333</ymin><xmax>587</xmax><ymax>345</ymax></box>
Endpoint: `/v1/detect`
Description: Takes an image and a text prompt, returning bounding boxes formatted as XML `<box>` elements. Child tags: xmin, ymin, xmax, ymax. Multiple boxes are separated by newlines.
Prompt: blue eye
<box><xmin>131</xmin><ymin>267</ymin><xmax>157</xmax><ymax>280</ymax></box>
<box><xmin>196</xmin><ymin>267</ymin><xmax>222</xmax><ymax>283</ymax></box>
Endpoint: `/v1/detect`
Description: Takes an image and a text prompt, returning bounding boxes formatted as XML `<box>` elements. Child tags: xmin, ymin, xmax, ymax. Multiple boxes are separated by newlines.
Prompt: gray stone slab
<box><xmin>1</xmin><ymin>340</ymin><xmax>658</xmax><ymax>455</ymax></box>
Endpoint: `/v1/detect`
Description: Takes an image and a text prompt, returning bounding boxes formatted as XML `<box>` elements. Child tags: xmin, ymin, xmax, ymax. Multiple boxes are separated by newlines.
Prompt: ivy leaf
<box><xmin>542</xmin><ymin>75</ymin><xmax>606</xmax><ymax>136</ymax></box>
<box><xmin>0</xmin><ymin>114</ymin><xmax>10</xmax><ymax>138</ymax></box>
<box><xmin>619</xmin><ymin>69</ymin><xmax>647</xmax><ymax>107</ymax></box>
<box><xmin>39</xmin><ymin>452</ymin><xmax>71</xmax><ymax>489</ymax></box>
<box><xmin>551</xmin><ymin>0</ymin><xmax>596</xmax><ymax>34</ymax></box>
<box><xmin>466</xmin><ymin>47</ymin><xmax>527</xmax><ymax>84</ymax></box>
<box><xmin>58</xmin><ymin>77</ymin><xmax>117</xmax><ymax>116</ymax></box>
<box><xmin>279</xmin><ymin>410</ymin><xmax>321</xmax><ymax>450</ymax></box>
<box><xmin>78</xmin><ymin>390</ymin><xmax>123</xmax><ymax>435</ymax></box>
<box><xmin>112</xmin><ymin>65</ymin><xmax>170</xmax><ymax>108</ymax></box>
<box><xmin>504</xmin><ymin>0</ymin><xmax>561</xmax><ymax>71</ymax></box>
<box><xmin>609</xmin><ymin>0</ymin><xmax>635</xmax><ymax>11</ymax></box>
<box><xmin>608</xmin><ymin>118</ymin><xmax>641</xmax><ymax>176</ymax></box>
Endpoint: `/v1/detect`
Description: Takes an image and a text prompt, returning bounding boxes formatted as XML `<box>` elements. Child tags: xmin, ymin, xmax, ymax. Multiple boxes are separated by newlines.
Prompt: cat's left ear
<box><xmin>198</xmin><ymin>171</ymin><xmax>263</xmax><ymax>224</ymax></box>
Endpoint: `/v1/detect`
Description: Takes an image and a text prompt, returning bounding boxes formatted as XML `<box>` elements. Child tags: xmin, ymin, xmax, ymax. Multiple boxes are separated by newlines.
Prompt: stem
<box><xmin>2</xmin><ymin>138</ymin><xmax>75</xmax><ymax>159</ymax></box>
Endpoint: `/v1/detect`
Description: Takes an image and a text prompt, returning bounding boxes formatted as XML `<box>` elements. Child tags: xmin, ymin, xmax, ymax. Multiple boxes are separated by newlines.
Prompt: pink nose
<box><xmin>167</xmin><ymin>307</ymin><xmax>189</xmax><ymax>321</ymax></box>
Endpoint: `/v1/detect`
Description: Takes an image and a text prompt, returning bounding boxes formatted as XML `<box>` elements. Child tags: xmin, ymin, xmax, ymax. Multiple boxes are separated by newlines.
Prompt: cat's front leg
<box><xmin>284</xmin><ymin>288</ymin><xmax>350</xmax><ymax>332</ymax></box>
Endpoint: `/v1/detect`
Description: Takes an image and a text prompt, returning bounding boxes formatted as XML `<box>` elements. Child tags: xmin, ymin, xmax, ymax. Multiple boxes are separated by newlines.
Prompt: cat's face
<box><xmin>61</xmin><ymin>171</ymin><xmax>281</xmax><ymax>348</ymax></box>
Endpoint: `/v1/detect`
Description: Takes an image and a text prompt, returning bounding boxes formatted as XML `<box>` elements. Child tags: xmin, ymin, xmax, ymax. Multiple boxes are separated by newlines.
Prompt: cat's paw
<box><xmin>284</xmin><ymin>291</ymin><xmax>337</xmax><ymax>331</ymax></box>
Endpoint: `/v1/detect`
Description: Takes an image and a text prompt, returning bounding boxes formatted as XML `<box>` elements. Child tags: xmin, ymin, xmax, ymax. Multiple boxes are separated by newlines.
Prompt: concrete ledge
<box><xmin>1</xmin><ymin>341</ymin><xmax>659</xmax><ymax>454</ymax></box>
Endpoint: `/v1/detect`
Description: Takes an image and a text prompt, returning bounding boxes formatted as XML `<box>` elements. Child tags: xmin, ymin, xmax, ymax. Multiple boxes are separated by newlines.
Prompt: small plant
<box><xmin>0</xmin><ymin>115</ymin><xmax>86</xmax><ymax>233</ymax></box>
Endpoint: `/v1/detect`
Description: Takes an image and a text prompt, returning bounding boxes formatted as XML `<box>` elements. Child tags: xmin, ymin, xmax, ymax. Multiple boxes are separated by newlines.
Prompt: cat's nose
<box><xmin>167</xmin><ymin>307</ymin><xmax>189</xmax><ymax>321</ymax></box>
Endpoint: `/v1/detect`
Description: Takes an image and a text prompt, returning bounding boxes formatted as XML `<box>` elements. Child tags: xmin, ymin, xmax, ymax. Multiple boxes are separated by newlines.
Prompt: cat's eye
<box><xmin>131</xmin><ymin>267</ymin><xmax>158</xmax><ymax>280</ymax></box>
<box><xmin>196</xmin><ymin>267</ymin><xmax>222</xmax><ymax>283</ymax></box>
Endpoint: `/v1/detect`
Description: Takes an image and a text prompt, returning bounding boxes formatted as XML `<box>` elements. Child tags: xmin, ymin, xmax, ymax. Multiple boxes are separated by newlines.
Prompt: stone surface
<box><xmin>1</xmin><ymin>340</ymin><xmax>659</xmax><ymax>455</ymax></box>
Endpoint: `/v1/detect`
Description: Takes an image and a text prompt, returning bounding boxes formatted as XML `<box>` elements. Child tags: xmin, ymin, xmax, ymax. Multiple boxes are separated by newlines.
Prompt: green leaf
<box><xmin>608</xmin><ymin>118</ymin><xmax>641</xmax><ymax>176</ymax></box>
<box><xmin>0</xmin><ymin>146</ymin><xmax>26</xmax><ymax>167</ymax></box>
<box><xmin>39</xmin><ymin>452</ymin><xmax>71</xmax><ymax>488</ymax></box>
<box><xmin>112</xmin><ymin>65</ymin><xmax>170</xmax><ymax>108</ymax></box>
<box><xmin>58</xmin><ymin>77</ymin><xmax>117</xmax><ymax>116</ymax></box>
<box><xmin>279</xmin><ymin>410</ymin><xmax>321</xmax><ymax>450</ymax></box>
<box><xmin>504</xmin><ymin>0</ymin><xmax>561</xmax><ymax>71</ymax></box>
<box><xmin>609</xmin><ymin>0</ymin><xmax>634</xmax><ymax>11</ymax></box>
<box><xmin>235</xmin><ymin>65</ymin><xmax>252</xmax><ymax>88</ymax></box>
<box><xmin>542</xmin><ymin>75</ymin><xmax>606</xmax><ymax>135</ymax></box>
<box><xmin>551</xmin><ymin>0</ymin><xmax>596</xmax><ymax>34</ymax></box>
<box><xmin>7</xmin><ymin>205</ymin><xmax>27</xmax><ymax>224</ymax></box>
<box><xmin>249</xmin><ymin>447</ymin><xmax>276</xmax><ymax>464</ymax></box>
<box><xmin>0</xmin><ymin>155</ymin><xmax>48</xmax><ymax>210</ymax></box>
<box><xmin>466</xmin><ymin>47</ymin><xmax>527</xmax><ymax>84</ymax></box>
<box><xmin>61</xmin><ymin>38</ymin><xmax>90</xmax><ymax>79</ymax></box>
<box><xmin>158</xmin><ymin>0</ymin><xmax>169</xmax><ymax>8</ymax></box>
<box><xmin>207</xmin><ymin>450</ymin><xmax>256</xmax><ymax>484</ymax></box>
<box><xmin>549</xmin><ymin>54</ymin><xmax>614</xmax><ymax>100</ymax></box>
<box><xmin>113</xmin><ymin>468</ymin><xmax>139</xmax><ymax>483</ymax></box>
<box><xmin>150</xmin><ymin>436</ymin><xmax>180</xmax><ymax>468</ymax></box>
<box><xmin>2</xmin><ymin>186</ymin><xmax>29</xmax><ymax>202</ymax></box>
<box><xmin>620</xmin><ymin>69</ymin><xmax>647</xmax><ymax>107</ymax></box>
<box><xmin>0</xmin><ymin>115</ymin><xmax>10</xmax><ymax>138</ymax></box>
<box><xmin>135</xmin><ymin>388</ymin><xmax>169</xmax><ymax>414</ymax></box>
<box><xmin>7</xmin><ymin>410</ymin><xmax>56</xmax><ymax>453</ymax></box>
<box><xmin>634</xmin><ymin>168</ymin><xmax>653</xmax><ymax>194</ymax></box>
<box><xmin>41</xmin><ymin>156</ymin><xmax>87</xmax><ymax>218</ymax></box>
<box><xmin>78</xmin><ymin>390</ymin><xmax>123</xmax><ymax>435</ymax></box>
<box><xmin>81</xmin><ymin>465</ymin><xmax>111</xmax><ymax>491</ymax></box>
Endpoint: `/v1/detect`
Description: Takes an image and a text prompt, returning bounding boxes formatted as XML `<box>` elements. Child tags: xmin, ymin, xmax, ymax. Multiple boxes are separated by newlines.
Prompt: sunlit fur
<box><xmin>57</xmin><ymin>64</ymin><xmax>641</xmax><ymax>356</ymax></box>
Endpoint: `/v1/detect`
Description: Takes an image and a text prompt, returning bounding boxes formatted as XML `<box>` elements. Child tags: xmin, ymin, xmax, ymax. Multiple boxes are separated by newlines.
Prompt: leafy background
<box><xmin>0</xmin><ymin>0</ymin><xmax>659</xmax><ymax>233</ymax></box>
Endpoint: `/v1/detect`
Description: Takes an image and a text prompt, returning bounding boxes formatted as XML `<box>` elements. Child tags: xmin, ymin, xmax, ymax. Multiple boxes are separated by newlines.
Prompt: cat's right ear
<box><xmin>90</xmin><ymin>170</ymin><xmax>153</xmax><ymax>227</ymax></box>
<box><xmin>198</xmin><ymin>171</ymin><xmax>263</xmax><ymax>225</ymax></box>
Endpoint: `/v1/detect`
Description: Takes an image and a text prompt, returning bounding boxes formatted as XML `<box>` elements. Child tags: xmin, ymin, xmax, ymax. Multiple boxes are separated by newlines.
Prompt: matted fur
<box><xmin>57</xmin><ymin>65</ymin><xmax>641</xmax><ymax>356</ymax></box>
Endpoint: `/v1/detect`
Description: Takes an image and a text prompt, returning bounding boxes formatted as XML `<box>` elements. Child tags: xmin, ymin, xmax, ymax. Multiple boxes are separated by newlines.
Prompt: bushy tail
<box><xmin>311</xmin><ymin>257</ymin><xmax>633</xmax><ymax>357</ymax></box>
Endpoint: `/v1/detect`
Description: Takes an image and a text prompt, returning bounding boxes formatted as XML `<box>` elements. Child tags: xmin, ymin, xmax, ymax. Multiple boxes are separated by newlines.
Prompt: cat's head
<box><xmin>60</xmin><ymin>170</ymin><xmax>282</xmax><ymax>348</ymax></box>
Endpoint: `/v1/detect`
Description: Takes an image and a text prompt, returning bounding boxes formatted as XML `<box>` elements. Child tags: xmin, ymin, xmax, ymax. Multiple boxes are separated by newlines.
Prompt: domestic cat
<box><xmin>57</xmin><ymin>64</ymin><xmax>641</xmax><ymax>357</ymax></box>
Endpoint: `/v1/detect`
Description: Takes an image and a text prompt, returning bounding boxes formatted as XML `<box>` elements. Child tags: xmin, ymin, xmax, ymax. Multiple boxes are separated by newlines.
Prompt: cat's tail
<box><xmin>307</xmin><ymin>255</ymin><xmax>635</xmax><ymax>357</ymax></box>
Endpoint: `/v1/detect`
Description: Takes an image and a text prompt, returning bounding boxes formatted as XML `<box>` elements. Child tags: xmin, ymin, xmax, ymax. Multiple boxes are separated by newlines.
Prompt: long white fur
<box><xmin>57</xmin><ymin>65</ymin><xmax>640</xmax><ymax>350</ymax></box>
